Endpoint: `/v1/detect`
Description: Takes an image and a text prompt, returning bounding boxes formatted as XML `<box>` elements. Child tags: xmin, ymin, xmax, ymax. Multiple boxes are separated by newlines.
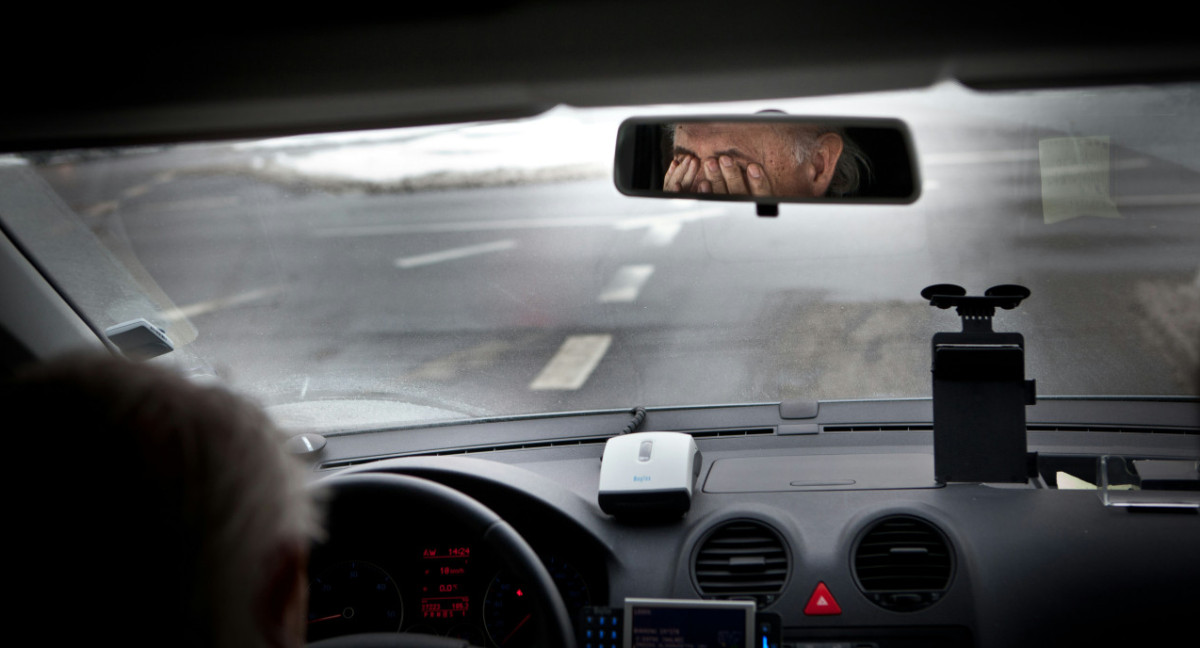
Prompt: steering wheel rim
<box><xmin>307</xmin><ymin>472</ymin><xmax>577</xmax><ymax>648</ymax></box>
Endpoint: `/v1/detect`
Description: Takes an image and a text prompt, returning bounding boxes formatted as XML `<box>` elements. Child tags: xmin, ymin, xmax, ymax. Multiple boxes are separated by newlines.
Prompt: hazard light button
<box><xmin>803</xmin><ymin>582</ymin><xmax>842</xmax><ymax>615</ymax></box>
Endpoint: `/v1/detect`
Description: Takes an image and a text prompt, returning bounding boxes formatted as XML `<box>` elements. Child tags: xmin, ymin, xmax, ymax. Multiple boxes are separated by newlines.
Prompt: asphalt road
<box><xmin>22</xmin><ymin>96</ymin><xmax>1200</xmax><ymax>430</ymax></box>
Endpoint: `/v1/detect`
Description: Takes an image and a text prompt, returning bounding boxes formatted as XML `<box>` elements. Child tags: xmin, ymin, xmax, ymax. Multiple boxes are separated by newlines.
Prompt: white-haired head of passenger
<box><xmin>5</xmin><ymin>353</ymin><xmax>322</xmax><ymax>648</ymax></box>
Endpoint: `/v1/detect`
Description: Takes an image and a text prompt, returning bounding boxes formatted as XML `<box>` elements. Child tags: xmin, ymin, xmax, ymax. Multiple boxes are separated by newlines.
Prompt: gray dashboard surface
<box><xmin>310</xmin><ymin>399</ymin><xmax>1199</xmax><ymax>647</ymax></box>
<box><xmin>704</xmin><ymin>453</ymin><xmax>938</xmax><ymax>492</ymax></box>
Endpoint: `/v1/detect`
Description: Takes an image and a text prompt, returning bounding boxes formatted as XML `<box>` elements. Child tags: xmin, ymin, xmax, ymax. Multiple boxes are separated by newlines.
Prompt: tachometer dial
<box><xmin>483</xmin><ymin>556</ymin><xmax>591</xmax><ymax>648</ymax></box>
<box><xmin>307</xmin><ymin>560</ymin><xmax>404</xmax><ymax>642</ymax></box>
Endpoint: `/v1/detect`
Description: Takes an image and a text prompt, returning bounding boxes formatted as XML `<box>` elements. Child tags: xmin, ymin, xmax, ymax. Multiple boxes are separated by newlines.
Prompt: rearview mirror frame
<box><xmin>613</xmin><ymin>115</ymin><xmax>921</xmax><ymax>208</ymax></box>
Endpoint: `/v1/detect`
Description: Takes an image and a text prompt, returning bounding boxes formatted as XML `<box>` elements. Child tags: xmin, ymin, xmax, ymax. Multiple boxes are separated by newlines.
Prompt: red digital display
<box><xmin>420</xmin><ymin>545</ymin><xmax>472</xmax><ymax>619</ymax></box>
<box><xmin>423</xmin><ymin>546</ymin><xmax>471</xmax><ymax>559</ymax></box>
<box><xmin>420</xmin><ymin>596</ymin><xmax>470</xmax><ymax>619</ymax></box>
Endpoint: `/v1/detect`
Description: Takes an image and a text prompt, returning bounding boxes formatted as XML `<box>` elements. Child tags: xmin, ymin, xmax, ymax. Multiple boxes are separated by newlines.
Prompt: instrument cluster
<box><xmin>307</xmin><ymin>531</ymin><xmax>603</xmax><ymax>646</ymax></box>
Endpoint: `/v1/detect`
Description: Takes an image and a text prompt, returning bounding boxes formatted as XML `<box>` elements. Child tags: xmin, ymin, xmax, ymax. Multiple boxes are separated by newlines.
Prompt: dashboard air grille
<box><xmin>853</xmin><ymin>515</ymin><xmax>953</xmax><ymax>612</ymax></box>
<box><xmin>692</xmin><ymin>520</ymin><xmax>789</xmax><ymax>608</ymax></box>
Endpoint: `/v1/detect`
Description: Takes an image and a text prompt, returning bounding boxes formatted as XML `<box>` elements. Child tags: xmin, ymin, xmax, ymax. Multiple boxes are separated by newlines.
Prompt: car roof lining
<box><xmin>5</xmin><ymin>2</ymin><xmax>1200</xmax><ymax>151</ymax></box>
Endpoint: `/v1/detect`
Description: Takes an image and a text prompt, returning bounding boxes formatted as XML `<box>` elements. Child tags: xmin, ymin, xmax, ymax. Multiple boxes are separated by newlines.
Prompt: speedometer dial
<box><xmin>483</xmin><ymin>556</ymin><xmax>591</xmax><ymax>648</ymax></box>
<box><xmin>307</xmin><ymin>561</ymin><xmax>404</xmax><ymax>642</ymax></box>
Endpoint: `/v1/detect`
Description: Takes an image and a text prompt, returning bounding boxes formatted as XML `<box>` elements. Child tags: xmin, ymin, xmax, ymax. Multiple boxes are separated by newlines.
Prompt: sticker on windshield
<box><xmin>1039</xmin><ymin>135</ymin><xmax>1122</xmax><ymax>224</ymax></box>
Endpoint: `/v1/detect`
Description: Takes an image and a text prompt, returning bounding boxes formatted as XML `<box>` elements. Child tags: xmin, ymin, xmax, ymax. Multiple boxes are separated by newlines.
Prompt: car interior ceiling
<box><xmin>4</xmin><ymin>3</ymin><xmax>1200</xmax><ymax>152</ymax></box>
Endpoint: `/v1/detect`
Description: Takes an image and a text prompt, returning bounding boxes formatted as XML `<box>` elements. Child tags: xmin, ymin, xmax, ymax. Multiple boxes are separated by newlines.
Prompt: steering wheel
<box><xmin>306</xmin><ymin>472</ymin><xmax>577</xmax><ymax>648</ymax></box>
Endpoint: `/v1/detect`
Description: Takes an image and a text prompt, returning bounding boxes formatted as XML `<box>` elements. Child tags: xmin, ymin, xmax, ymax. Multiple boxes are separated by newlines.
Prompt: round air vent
<box><xmin>692</xmin><ymin>520</ymin><xmax>789</xmax><ymax>608</ymax></box>
<box><xmin>852</xmin><ymin>515</ymin><xmax>953</xmax><ymax>612</ymax></box>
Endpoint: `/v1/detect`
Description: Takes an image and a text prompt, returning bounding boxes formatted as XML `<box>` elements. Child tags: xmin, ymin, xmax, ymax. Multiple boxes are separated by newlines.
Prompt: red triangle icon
<box><xmin>804</xmin><ymin>582</ymin><xmax>842</xmax><ymax>615</ymax></box>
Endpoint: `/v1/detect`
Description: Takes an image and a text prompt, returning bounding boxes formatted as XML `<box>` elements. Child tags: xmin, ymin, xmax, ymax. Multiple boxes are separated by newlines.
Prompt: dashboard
<box><xmin>302</xmin><ymin>398</ymin><xmax>1199</xmax><ymax>648</ymax></box>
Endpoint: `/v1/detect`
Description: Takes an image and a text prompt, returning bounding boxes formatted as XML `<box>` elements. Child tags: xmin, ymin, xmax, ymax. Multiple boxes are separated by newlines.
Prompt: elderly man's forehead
<box><xmin>675</xmin><ymin>122</ymin><xmax>813</xmax><ymax>140</ymax></box>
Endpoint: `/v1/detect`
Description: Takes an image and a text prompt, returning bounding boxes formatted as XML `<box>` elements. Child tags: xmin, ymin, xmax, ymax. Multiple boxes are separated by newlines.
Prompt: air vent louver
<box><xmin>692</xmin><ymin>520</ymin><xmax>789</xmax><ymax>608</ymax></box>
<box><xmin>853</xmin><ymin>515</ymin><xmax>953</xmax><ymax>612</ymax></box>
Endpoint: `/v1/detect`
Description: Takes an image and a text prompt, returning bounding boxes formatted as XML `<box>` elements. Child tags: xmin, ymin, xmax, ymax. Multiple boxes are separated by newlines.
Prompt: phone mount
<box><xmin>923</xmin><ymin>284</ymin><xmax>1037</xmax><ymax>483</ymax></box>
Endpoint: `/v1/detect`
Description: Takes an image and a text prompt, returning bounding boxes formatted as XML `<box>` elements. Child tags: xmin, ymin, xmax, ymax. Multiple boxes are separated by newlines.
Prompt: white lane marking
<box><xmin>122</xmin><ymin>184</ymin><xmax>152</xmax><ymax>198</ymax></box>
<box><xmin>598</xmin><ymin>265</ymin><xmax>655</xmax><ymax>303</ymax></box>
<box><xmin>316</xmin><ymin>216</ymin><xmax>617</xmax><ymax>238</ymax></box>
<box><xmin>642</xmin><ymin>221</ymin><xmax>683</xmax><ymax>246</ymax></box>
<box><xmin>1041</xmin><ymin>158</ymin><xmax>1149</xmax><ymax>176</ymax></box>
<box><xmin>84</xmin><ymin>200</ymin><xmax>119</xmax><ymax>217</ymax></box>
<box><xmin>407</xmin><ymin>340</ymin><xmax>513</xmax><ymax>380</ymax></box>
<box><xmin>614</xmin><ymin>207</ymin><xmax>726</xmax><ymax>230</ymax></box>
<box><xmin>1114</xmin><ymin>193</ymin><xmax>1200</xmax><ymax>206</ymax></box>
<box><xmin>616</xmin><ymin>206</ymin><xmax>726</xmax><ymax>246</ymax></box>
<box><xmin>166</xmin><ymin>286</ymin><xmax>281</xmax><ymax>321</ymax></box>
<box><xmin>923</xmin><ymin>149</ymin><xmax>1151</xmax><ymax>171</ymax></box>
<box><xmin>923</xmin><ymin>150</ymin><xmax>1039</xmax><ymax>165</ymax></box>
<box><xmin>137</xmin><ymin>195</ymin><xmax>241</xmax><ymax>213</ymax></box>
<box><xmin>529</xmin><ymin>334</ymin><xmax>612</xmax><ymax>390</ymax></box>
<box><xmin>395</xmin><ymin>239</ymin><xmax>516</xmax><ymax>269</ymax></box>
<box><xmin>314</xmin><ymin>208</ymin><xmax>728</xmax><ymax>239</ymax></box>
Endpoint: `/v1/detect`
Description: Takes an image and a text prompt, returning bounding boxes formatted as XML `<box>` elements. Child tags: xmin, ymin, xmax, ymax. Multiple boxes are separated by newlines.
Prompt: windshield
<box><xmin>3</xmin><ymin>81</ymin><xmax>1198</xmax><ymax>431</ymax></box>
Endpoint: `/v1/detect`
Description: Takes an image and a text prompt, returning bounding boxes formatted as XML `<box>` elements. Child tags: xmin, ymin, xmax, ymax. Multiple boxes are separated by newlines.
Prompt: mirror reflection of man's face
<box><xmin>666</xmin><ymin>123</ymin><xmax>843</xmax><ymax>198</ymax></box>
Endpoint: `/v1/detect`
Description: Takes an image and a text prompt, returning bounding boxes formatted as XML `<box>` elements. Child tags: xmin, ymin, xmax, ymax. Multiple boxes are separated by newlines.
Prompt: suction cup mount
<box><xmin>921</xmin><ymin>284</ymin><xmax>1031</xmax><ymax>332</ymax></box>
<box><xmin>922</xmin><ymin>283</ymin><xmax>1036</xmax><ymax>484</ymax></box>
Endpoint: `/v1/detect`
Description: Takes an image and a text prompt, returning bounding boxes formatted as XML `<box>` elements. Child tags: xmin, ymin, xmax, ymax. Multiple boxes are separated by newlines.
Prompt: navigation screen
<box><xmin>624</xmin><ymin>598</ymin><xmax>754</xmax><ymax>648</ymax></box>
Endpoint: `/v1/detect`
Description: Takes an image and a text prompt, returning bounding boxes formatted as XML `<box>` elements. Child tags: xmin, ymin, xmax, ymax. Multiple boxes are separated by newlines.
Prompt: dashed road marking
<box><xmin>923</xmin><ymin>150</ymin><xmax>1039</xmax><ymax>165</ymax></box>
<box><xmin>137</xmin><ymin>195</ymin><xmax>241</xmax><ymax>213</ymax></box>
<box><xmin>84</xmin><ymin>200</ymin><xmax>119</xmax><ymax>217</ymax></box>
<box><xmin>316</xmin><ymin>217</ymin><xmax>617</xmax><ymax>238</ymax></box>
<box><xmin>407</xmin><ymin>340</ymin><xmax>513</xmax><ymax>381</ymax></box>
<box><xmin>615</xmin><ymin>207</ymin><xmax>726</xmax><ymax>246</ymax></box>
<box><xmin>923</xmin><ymin>149</ymin><xmax>1150</xmax><ymax>171</ymax></box>
<box><xmin>395</xmin><ymin>239</ymin><xmax>516</xmax><ymax>269</ymax></box>
<box><xmin>165</xmin><ymin>286</ymin><xmax>281</xmax><ymax>321</ymax></box>
<box><xmin>599</xmin><ymin>265</ymin><xmax>655</xmax><ymax>303</ymax></box>
<box><xmin>529</xmin><ymin>334</ymin><xmax>612</xmax><ymax>390</ymax></box>
<box><xmin>641</xmin><ymin>221</ymin><xmax>682</xmax><ymax>246</ymax></box>
<box><xmin>315</xmin><ymin>208</ymin><xmax>727</xmax><ymax>242</ymax></box>
<box><xmin>122</xmin><ymin>184</ymin><xmax>152</xmax><ymax>198</ymax></box>
<box><xmin>1114</xmin><ymin>193</ymin><xmax>1200</xmax><ymax>206</ymax></box>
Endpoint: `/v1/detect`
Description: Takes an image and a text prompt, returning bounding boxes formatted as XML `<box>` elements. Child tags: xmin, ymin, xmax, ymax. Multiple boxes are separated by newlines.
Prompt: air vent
<box><xmin>853</xmin><ymin>515</ymin><xmax>953</xmax><ymax>612</ymax></box>
<box><xmin>692</xmin><ymin>520</ymin><xmax>789</xmax><ymax>608</ymax></box>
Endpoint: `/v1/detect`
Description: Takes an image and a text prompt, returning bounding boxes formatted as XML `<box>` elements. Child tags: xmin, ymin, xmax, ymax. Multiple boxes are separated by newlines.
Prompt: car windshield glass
<box><xmin>3</xmin><ymin>81</ymin><xmax>1198</xmax><ymax>431</ymax></box>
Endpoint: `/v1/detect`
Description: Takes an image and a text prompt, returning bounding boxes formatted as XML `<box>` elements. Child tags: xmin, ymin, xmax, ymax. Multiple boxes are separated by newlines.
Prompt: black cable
<box><xmin>620</xmin><ymin>406</ymin><xmax>646</xmax><ymax>435</ymax></box>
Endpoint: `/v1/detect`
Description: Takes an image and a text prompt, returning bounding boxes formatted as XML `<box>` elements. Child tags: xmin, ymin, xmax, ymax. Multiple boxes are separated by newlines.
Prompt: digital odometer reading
<box><xmin>420</xmin><ymin>545</ymin><xmax>472</xmax><ymax>620</ymax></box>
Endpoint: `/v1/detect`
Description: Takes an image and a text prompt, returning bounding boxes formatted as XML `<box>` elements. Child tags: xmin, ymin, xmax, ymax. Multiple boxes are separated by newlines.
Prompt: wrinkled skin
<box><xmin>664</xmin><ymin>122</ymin><xmax>844</xmax><ymax>198</ymax></box>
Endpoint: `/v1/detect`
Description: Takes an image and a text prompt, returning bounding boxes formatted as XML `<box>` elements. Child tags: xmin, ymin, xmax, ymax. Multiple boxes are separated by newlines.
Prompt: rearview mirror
<box><xmin>613</xmin><ymin>116</ymin><xmax>920</xmax><ymax>207</ymax></box>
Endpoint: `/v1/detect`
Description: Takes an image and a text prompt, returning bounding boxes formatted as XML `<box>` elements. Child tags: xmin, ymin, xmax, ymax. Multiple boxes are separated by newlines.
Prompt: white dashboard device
<box><xmin>598</xmin><ymin>431</ymin><xmax>701</xmax><ymax>517</ymax></box>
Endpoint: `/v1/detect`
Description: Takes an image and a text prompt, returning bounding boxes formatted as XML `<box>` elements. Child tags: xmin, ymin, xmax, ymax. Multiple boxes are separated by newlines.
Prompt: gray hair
<box><xmin>788</xmin><ymin>125</ymin><xmax>871</xmax><ymax>197</ymax></box>
<box><xmin>5</xmin><ymin>353</ymin><xmax>322</xmax><ymax>648</ymax></box>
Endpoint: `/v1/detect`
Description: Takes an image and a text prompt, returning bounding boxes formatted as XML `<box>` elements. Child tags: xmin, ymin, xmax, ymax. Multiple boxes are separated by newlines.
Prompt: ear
<box><xmin>257</xmin><ymin>541</ymin><xmax>309</xmax><ymax>648</ymax></box>
<box><xmin>810</xmin><ymin>132</ymin><xmax>845</xmax><ymax>197</ymax></box>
